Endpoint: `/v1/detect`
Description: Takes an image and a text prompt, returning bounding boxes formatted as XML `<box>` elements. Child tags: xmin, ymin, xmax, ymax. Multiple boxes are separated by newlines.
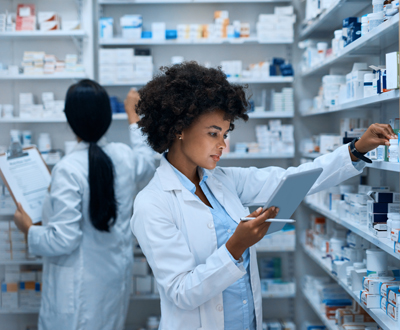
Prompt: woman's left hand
<box><xmin>349</xmin><ymin>123</ymin><xmax>398</xmax><ymax>161</ymax></box>
<box><xmin>14</xmin><ymin>203</ymin><xmax>33</xmax><ymax>235</ymax></box>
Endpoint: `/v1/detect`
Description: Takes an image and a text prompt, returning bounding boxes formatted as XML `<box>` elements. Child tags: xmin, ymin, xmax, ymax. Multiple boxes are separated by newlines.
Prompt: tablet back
<box><xmin>263</xmin><ymin>167</ymin><xmax>323</xmax><ymax>235</ymax></box>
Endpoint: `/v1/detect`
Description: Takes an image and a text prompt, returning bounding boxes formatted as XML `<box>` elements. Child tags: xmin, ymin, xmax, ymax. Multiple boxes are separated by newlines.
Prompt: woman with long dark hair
<box><xmin>13</xmin><ymin>80</ymin><xmax>155</xmax><ymax>330</ymax></box>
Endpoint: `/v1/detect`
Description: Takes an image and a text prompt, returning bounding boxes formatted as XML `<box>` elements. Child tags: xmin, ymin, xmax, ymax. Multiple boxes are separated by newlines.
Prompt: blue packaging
<box><xmin>141</xmin><ymin>31</ymin><xmax>152</xmax><ymax>39</ymax></box>
<box><xmin>166</xmin><ymin>30</ymin><xmax>177</xmax><ymax>39</ymax></box>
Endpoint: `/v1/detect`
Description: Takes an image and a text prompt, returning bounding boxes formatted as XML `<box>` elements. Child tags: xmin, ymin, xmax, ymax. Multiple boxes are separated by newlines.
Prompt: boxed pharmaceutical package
<box><xmin>367</xmin><ymin>200</ymin><xmax>400</xmax><ymax>214</ymax></box>
<box><xmin>368</xmin><ymin>191</ymin><xmax>400</xmax><ymax>203</ymax></box>
<box><xmin>386</xmin><ymin>52</ymin><xmax>399</xmax><ymax>90</ymax></box>
<box><xmin>388</xmin><ymin>288</ymin><xmax>400</xmax><ymax>306</ymax></box>
<box><xmin>1</xmin><ymin>282</ymin><xmax>18</xmax><ymax>308</ymax></box>
<box><xmin>381</xmin><ymin>296</ymin><xmax>387</xmax><ymax>312</ymax></box>
<box><xmin>381</xmin><ymin>283</ymin><xmax>400</xmax><ymax>297</ymax></box>
<box><xmin>360</xmin><ymin>290</ymin><xmax>380</xmax><ymax>308</ymax></box>
<box><xmin>362</xmin><ymin>276</ymin><xmax>397</xmax><ymax>294</ymax></box>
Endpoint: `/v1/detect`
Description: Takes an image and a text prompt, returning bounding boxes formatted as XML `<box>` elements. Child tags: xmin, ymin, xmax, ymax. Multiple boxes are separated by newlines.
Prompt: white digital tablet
<box><xmin>261</xmin><ymin>167</ymin><xmax>323</xmax><ymax>235</ymax></box>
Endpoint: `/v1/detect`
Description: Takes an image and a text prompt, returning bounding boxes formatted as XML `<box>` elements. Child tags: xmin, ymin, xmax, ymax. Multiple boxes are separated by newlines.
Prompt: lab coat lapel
<box><xmin>205</xmin><ymin>172</ymin><xmax>240</xmax><ymax>224</ymax></box>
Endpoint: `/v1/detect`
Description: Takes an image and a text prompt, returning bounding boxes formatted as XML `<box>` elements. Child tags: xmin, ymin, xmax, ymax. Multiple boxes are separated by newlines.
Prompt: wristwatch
<box><xmin>349</xmin><ymin>138</ymin><xmax>372</xmax><ymax>163</ymax></box>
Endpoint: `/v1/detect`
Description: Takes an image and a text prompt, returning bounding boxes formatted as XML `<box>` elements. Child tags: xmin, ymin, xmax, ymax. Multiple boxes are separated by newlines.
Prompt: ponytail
<box><xmin>64</xmin><ymin>79</ymin><xmax>117</xmax><ymax>232</ymax></box>
<box><xmin>88</xmin><ymin>143</ymin><xmax>117</xmax><ymax>232</ymax></box>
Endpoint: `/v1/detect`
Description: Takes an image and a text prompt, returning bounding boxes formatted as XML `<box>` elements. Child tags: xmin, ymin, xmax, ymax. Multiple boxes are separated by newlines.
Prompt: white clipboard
<box><xmin>0</xmin><ymin>146</ymin><xmax>51</xmax><ymax>224</ymax></box>
<box><xmin>262</xmin><ymin>167</ymin><xmax>323</xmax><ymax>235</ymax></box>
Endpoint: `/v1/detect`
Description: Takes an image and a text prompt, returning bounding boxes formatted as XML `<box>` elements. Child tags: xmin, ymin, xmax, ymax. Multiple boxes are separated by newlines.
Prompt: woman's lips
<box><xmin>211</xmin><ymin>155</ymin><xmax>221</xmax><ymax>162</ymax></box>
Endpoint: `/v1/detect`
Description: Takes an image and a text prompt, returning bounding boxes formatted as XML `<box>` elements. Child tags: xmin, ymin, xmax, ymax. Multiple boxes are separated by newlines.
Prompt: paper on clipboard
<box><xmin>0</xmin><ymin>147</ymin><xmax>51</xmax><ymax>224</ymax></box>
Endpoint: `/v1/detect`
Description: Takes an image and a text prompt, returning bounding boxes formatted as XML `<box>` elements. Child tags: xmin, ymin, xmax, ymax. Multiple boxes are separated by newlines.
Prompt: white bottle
<box><xmin>147</xmin><ymin>316</ymin><xmax>159</xmax><ymax>330</ymax></box>
<box><xmin>363</xmin><ymin>73</ymin><xmax>376</xmax><ymax>97</ymax></box>
<box><xmin>388</xmin><ymin>138</ymin><xmax>399</xmax><ymax>162</ymax></box>
<box><xmin>22</xmin><ymin>130</ymin><xmax>32</xmax><ymax>147</ymax></box>
<box><xmin>10</xmin><ymin>130</ymin><xmax>21</xmax><ymax>144</ymax></box>
<box><xmin>389</xmin><ymin>213</ymin><xmax>400</xmax><ymax>239</ymax></box>
<box><xmin>38</xmin><ymin>133</ymin><xmax>51</xmax><ymax>154</ymax></box>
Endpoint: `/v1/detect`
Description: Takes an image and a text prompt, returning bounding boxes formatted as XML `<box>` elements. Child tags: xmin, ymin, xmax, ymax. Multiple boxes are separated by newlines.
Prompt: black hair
<box><xmin>136</xmin><ymin>61</ymin><xmax>249</xmax><ymax>153</ymax></box>
<box><xmin>64</xmin><ymin>79</ymin><xmax>117</xmax><ymax>232</ymax></box>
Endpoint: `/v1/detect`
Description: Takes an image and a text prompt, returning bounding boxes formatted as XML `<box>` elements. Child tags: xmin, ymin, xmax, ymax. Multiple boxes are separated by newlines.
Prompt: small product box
<box><xmin>1</xmin><ymin>282</ymin><xmax>18</xmax><ymax>308</ymax></box>
<box><xmin>374</xmin><ymin>228</ymin><xmax>387</xmax><ymax>238</ymax></box>
<box><xmin>387</xmin><ymin>302</ymin><xmax>398</xmax><ymax>321</ymax></box>
<box><xmin>392</xmin><ymin>228</ymin><xmax>400</xmax><ymax>242</ymax></box>
<box><xmin>381</xmin><ymin>283</ymin><xmax>400</xmax><ymax>298</ymax></box>
<box><xmin>362</xmin><ymin>276</ymin><xmax>395</xmax><ymax>294</ymax></box>
<box><xmin>388</xmin><ymin>288</ymin><xmax>400</xmax><ymax>306</ymax></box>
<box><xmin>367</xmin><ymin>200</ymin><xmax>400</xmax><ymax>214</ymax></box>
<box><xmin>395</xmin><ymin>242</ymin><xmax>400</xmax><ymax>254</ymax></box>
<box><xmin>368</xmin><ymin>191</ymin><xmax>400</xmax><ymax>203</ymax></box>
<box><xmin>99</xmin><ymin>17</ymin><xmax>113</xmax><ymax>39</ymax></box>
<box><xmin>360</xmin><ymin>290</ymin><xmax>380</xmax><ymax>308</ymax></box>
<box><xmin>381</xmin><ymin>296</ymin><xmax>388</xmax><ymax>312</ymax></box>
<box><xmin>367</xmin><ymin>212</ymin><xmax>387</xmax><ymax>229</ymax></box>
<box><xmin>358</xmin><ymin>185</ymin><xmax>389</xmax><ymax>194</ymax></box>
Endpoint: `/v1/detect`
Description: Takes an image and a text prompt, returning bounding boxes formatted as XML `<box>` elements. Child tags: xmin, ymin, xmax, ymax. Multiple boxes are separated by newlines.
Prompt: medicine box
<box><xmin>382</xmin><ymin>284</ymin><xmax>400</xmax><ymax>298</ymax></box>
<box><xmin>367</xmin><ymin>212</ymin><xmax>387</xmax><ymax>229</ymax></box>
<box><xmin>362</xmin><ymin>277</ymin><xmax>395</xmax><ymax>294</ymax></box>
<box><xmin>360</xmin><ymin>290</ymin><xmax>380</xmax><ymax>308</ymax></box>
<box><xmin>358</xmin><ymin>185</ymin><xmax>389</xmax><ymax>194</ymax></box>
<box><xmin>388</xmin><ymin>288</ymin><xmax>400</xmax><ymax>306</ymax></box>
<box><xmin>368</xmin><ymin>191</ymin><xmax>400</xmax><ymax>203</ymax></box>
<box><xmin>386</xmin><ymin>52</ymin><xmax>399</xmax><ymax>90</ymax></box>
<box><xmin>387</xmin><ymin>302</ymin><xmax>398</xmax><ymax>321</ymax></box>
<box><xmin>381</xmin><ymin>296</ymin><xmax>387</xmax><ymax>312</ymax></box>
<box><xmin>391</xmin><ymin>228</ymin><xmax>400</xmax><ymax>242</ymax></box>
<box><xmin>1</xmin><ymin>282</ymin><xmax>18</xmax><ymax>308</ymax></box>
<box><xmin>374</xmin><ymin>229</ymin><xmax>387</xmax><ymax>238</ymax></box>
<box><xmin>367</xmin><ymin>200</ymin><xmax>400</xmax><ymax>214</ymax></box>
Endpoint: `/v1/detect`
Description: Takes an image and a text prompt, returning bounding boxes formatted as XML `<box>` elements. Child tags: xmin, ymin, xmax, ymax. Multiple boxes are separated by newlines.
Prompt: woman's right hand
<box><xmin>124</xmin><ymin>88</ymin><xmax>141</xmax><ymax>124</ymax></box>
<box><xmin>226</xmin><ymin>206</ymin><xmax>279</xmax><ymax>260</ymax></box>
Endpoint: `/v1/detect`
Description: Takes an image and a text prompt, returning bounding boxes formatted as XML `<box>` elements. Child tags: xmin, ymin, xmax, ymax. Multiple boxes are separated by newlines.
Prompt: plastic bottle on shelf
<box><xmin>22</xmin><ymin>130</ymin><xmax>32</xmax><ymax>147</ymax></box>
<box><xmin>389</xmin><ymin>213</ymin><xmax>400</xmax><ymax>239</ymax></box>
<box><xmin>368</xmin><ymin>11</ymin><xmax>384</xmax><ymax>31</ymax></box>
<box><xmin>38</xmin><ymin>133</ymin><xmax>51</xmax><ymax>154</ymax></box>
<box><xmin>10</xmin><ymin>129</ymin><xmax>21</xmax><ymax>144</ymax></box>
<box><xmin>373</xmin><ymin>0</ymin><xmax>385</xmax><ymax>13</ymax></box>
<box><xmin>361</xmin><ymin>15</ymin><xmax>369</xmax><ymax>36</ymax></box>
<box><xmin>388</xmin><ymin>138</ymin><xmax>399</xmax><ymax>162</ymax></box>
<box><xmin>363</xmin><ymin>73</ymin><xmax>377</xmax><ymax>97</ymax></box>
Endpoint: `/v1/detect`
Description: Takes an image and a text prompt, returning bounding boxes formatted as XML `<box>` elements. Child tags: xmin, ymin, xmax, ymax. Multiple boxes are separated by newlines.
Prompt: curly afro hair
<box><xmin>136</xmin><ymin>61</ymin><xmax>250</xmax><ymax>153</ymax></box>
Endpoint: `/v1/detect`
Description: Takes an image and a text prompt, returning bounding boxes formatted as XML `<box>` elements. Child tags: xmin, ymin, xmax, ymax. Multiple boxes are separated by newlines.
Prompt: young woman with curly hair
<box><xmin>131</xmin><ymin>62</ymin><xmax>396</xmax><ymax>330</ymax></box>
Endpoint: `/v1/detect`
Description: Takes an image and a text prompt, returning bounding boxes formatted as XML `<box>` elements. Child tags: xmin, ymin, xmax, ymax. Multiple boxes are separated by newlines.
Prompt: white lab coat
<box><xmin>131</xmin><ymin>144</ymin><xmax>365</xmax><ymax>330</ymax></box>
<box><xmin>28</xmin><ymin>125</ymin><xmax>155</xmax><ymax>330</ymax></box>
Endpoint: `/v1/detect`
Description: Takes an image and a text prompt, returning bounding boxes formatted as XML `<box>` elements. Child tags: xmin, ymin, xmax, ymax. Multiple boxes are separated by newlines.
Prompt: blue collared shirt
<box><xmin>170</xmin><ymin>162</ymin><xmax>256</xmax><ymax>330</ymax></box>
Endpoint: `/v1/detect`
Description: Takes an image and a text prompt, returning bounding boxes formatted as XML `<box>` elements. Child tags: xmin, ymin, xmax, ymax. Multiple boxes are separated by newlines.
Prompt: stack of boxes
<box><xmin>131</xmin><ymin>258</ymin><xmax>158</xmax><ymax>297</ymax></box>
<box><xmin>21</xmin><ymin>51</ymin><xmax>81</xmax><ymax>75</ymax></box>
<box><xmin>272</xmin><ymin>88</ymin><xmax>294</xmax><ymax>112</ymax></box>
<box><xmin>16</xmin><ymin>4</ymin><xmax>36</xmax><ymax>31</ymax></box>
<box><xmin>19</xmin><ymin>92</ymin><xmax>64</xmax><ymax>119</ymax></box>
<box><xmin>1</xmin><ymin>265</ymin><xmax>42</xmax><ymax>310</ymax></box>
<box><xmin>0</xmin><ymin>221</ymin><xmax>33</xmax><ymax>261</ymax></box>
<box><xmin>99</xmin><ymin>48</ymin><xmax>153</xmax><ymax>85</ymax></box>
<box><xmin>255</xmin><ymin>121</ymin><xmax>294</xmax><ymax>155</ymax></box>
<box><xmin>256</xmin><ymin>6</ymin><xmax>295</xmax><ymax>41</ymax></box>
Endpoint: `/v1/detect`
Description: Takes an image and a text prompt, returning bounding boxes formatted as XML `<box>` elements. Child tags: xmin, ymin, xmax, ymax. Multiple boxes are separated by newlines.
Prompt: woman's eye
<box><xmin>223</xmin><ymin>135</ymin><xmax>228</xmax><ymax>139</ymax></box>
<box><xmin>209</xmin><ymin>132</ymin><xmax>217</xmax><ymax>137</ymax></box>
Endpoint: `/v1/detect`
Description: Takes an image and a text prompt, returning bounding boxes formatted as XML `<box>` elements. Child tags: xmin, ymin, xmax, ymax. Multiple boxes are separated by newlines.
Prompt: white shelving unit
<box><xmin>0</xmin><ymin>73</ymin><xmax>87</xmax><ymax>80</ymax></box>
<box><xmin>302</xmin><ymin>244</ymin><xmax>399</xmax><ymax>330</ymax></box>
<box><xmin>0</xmin><ymin>30</ymin><xmax>86</xmax><ymax>38</ymax></box>
<box><xmin>99</xmin><ymin>36</ymin><xmax>293</xmax><ymax>45</ymax></box>
<box><xmin>296</xmin><ymin>0</ymin><xmax>399</xmax><ymax>328</ymax></box>
<box><xmin>301</xmin><ymin>14</ymin><xmax>399</xmax><ymax>77</ymax></box>
<box><xmin>99</xmin><ymin>0</ymin><xmax>292</xmax><ymax>4</ymax></box>
<box><xmin>301</xmin><ymin>152</ymin><xmax>400</xmax><ymax>173</ymax></box>
<box><xmin>300</xmin><ymin>0</ymin><xmax>370</xmax><ymax>39</ymax></box>
<box><xmin>302</xmin><ymin>90</ymin><xmax>399</xmax><ymax>116</ymax></box>
<box><xmin>0</xmin><ymin>260</ymin><xmax>43</xmax><ymax>265</ymax></box>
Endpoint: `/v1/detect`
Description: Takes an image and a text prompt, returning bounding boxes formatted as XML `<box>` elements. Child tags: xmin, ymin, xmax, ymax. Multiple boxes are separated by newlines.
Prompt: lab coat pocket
<box><xmin>48</xmin><ymin>263</ymin><xmax>75</xmax><ymax>314</ymax></box>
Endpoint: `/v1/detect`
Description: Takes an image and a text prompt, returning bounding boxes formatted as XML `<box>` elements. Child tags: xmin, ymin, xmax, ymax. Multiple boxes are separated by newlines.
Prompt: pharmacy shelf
<box><xmin>301</xmin><ymin>152</ymin><xmax>400</xmax><ymax>173</ymax></box>
<box><xmin>261</xmin><ymin>291</ymin><xmax>296</xmax><ymax>299</ymax></box>
<box><xmin>99</xmin><ymin>0</ymin><xmax>291</xmax><ymax>3</ymax></box>
<box><xmin>248</xmin><ymin>111</ymin><xmax>294</xmax><ymax>119</ymax></box>
<box><xmin>0</xmin><ymin>117</ymin><xmax>67</xmax><ymax>123</ymax></box>
<box><xmin>228</xmin><ymin>77</ymin><xmax>294</xmax><ymax>84</ymax></box>
<box><xmin>0</xmin><ymin>30</ymin><xmax>86</xmax><ymax>39</ymax></box>
<box><xmin>0</xmin><ymin>73</ymin><xmax>87</xmax><ymax>80</ymax></box>
<box><xmin>300</xmin><ymin>0</ymin><xmax>370</xmax><ymax>39</ymax></box>
<box><xmin>302</xmin><ymin>244</ymin><xmax>398</xmax><ymax>330</ymax></box>
<box><xmin>0</xmin><ymin>260</ymin><xmax>42</xmax><ymax>265</ymax></box>
<box><xmin>303</xmin><ymin>201</ymin><xmax>400</xmax><ymax>260</ymax></box>
<box><xmin>301</xmin><ymin>287</ymin><xmax>337</xmax><ymax>330</ymax></box>
<box><xmin>101</xmin><ymin>80</ymin><xmax>151</xmax><ymax>87</ymax></box>
<box><xmin>102</xmin><ymin>77</ymin><xmax>293</xmax><ymax>87</ymax></box>
<box><xmin>256</xmin><ymin>246</ymin><xmax>295</xmax><ymax>252</ymax></box>
<box><xmin>302</xmin><ymin>90</ymin><xmax>400</xmax><ymax>116</ymax></box>
<box><xmin>99</xmin><ymin>36</ymin><xmax>293</xmax><ymax>46</ymax></box>
<box><xmin>0</xmin><ymin>309</ymin><xmax>39</xmax><ymax>314</ymax></box>
<box><xmin>301</xmin><ymin>14</ymin><xmax>399</xmax><ymax>77</ymax></box>
<box><xmin>220</xmin><ymin>152</ymin><xmax>294</xmax><ymax>160</ymax></box>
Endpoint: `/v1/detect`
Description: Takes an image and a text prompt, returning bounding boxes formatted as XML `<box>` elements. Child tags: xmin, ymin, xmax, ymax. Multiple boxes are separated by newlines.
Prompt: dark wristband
<box><xmin>350</xmin><ymin>138</ymin><xmax>372</xmax><ymax>163</ymax></box>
